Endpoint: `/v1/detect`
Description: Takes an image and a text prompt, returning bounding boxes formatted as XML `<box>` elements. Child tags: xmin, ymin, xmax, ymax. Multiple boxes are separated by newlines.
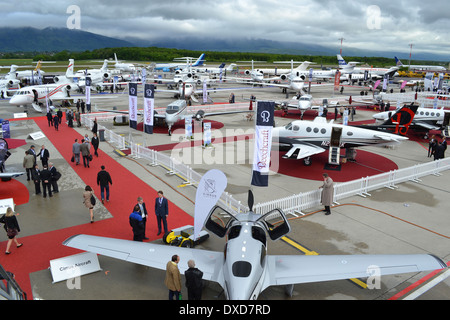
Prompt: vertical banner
<box><xmin>251</xmin><ymin>101</ymin><xmax>274</xmax><ymax>187</ymax></box>
<box><xmin>128</xmin><ymin>82</ymin><xmax>138</xmax><ymax>129</ymax></box>
<box><xmin>1</xmin><ymin>120</ymin><xmax>10</xmax><ymax>139</ymax></box>
<box><xmin>400</xmin><ymin>81</ymin><xmax>408</xmax><ymax>90</ymax></box>
<box><xmin>185</xmin><ymin>115</ymin><xmax>193</xmax><ymax>139</ymax></box>
<box><xmin>373</xmin><ymin>79</ymin><xmax>381</xmax><ymax>91</ymax></box>
<box><xmin>202</xmin><ymin>80</ymin><xmax>208</xmax><ymax>104</ymax></box>
<box><xmin>203</xmin><ymin>122</ymin><xmax>212</xmax><ymax>146</ymax></box>
<box><xmin>194</xmin><ymin>169</ymin><xmax>227</xmax><ymax>240</ymax></box>
<box><xmin>334</xmin><ymin>70</ymin><xmax>341</xmax><ymax>92</ymax></box>
<box><xmin>141</xmin><ymin>68</ymin><xmax>146</xmax><ymax>84</ymax></box>
<box><xmin>85</xmin><ymin>77</ymin><xmax>91</xmax><ymax>113</ymax></box>
<box><xmin>143</xmin><ymin>84</ymin><xmax>154</xmax><ymax>134</ymax></box>
<box><xmin>382</xmin><ymin>74</ymin><xmax>388</xmax><ymax>91</ymax></box>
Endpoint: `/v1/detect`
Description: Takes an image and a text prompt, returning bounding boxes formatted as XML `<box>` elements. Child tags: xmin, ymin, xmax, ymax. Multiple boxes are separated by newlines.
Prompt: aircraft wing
<box><xmin>373</xmin><ymin>133</ymin><xmax>407</xmax><ymax>142</ymax></box>
<box><xmin>265</xmin><ymin>254</ymin><xmax>446</xmax><ymax>288</ymax></box>
<box><xmin>63</xmin><ymin>234</ymin><xmax>225</xmax><ymax>286</ymax></box>
<box><xmin>282</xmin><ymin>143</ymin><xmax>325</xmax><ymax>159</ymax></box>
<box><xmin>0</xmin><ymin>172</ymin><xmax>25</xmax><ymax>179</ymax></box>
<box><xmin>412</xmin><ymin>121</ymin><xmax>441</xmax><ymax>130</ymax></box>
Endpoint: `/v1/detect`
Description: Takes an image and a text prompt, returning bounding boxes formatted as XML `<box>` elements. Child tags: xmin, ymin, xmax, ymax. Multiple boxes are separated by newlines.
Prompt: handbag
<box><xmin>90</xmin><ymin>194</ymin><xmax>96</xmax><ymax>206</ymax></box>
<box><xmin>7</xmin><ymin>228</ymin><xmax>18</xmax><ymax>238</ymax></box>
<box><xmin>71</xmin><ymin>155</ymin><xmax>75</xmax><ymax>162</ymax></box>
<box><xmin>89</xmin><ymin>154</ymin><xmax>93</xmax><ymax>161</ymax></box>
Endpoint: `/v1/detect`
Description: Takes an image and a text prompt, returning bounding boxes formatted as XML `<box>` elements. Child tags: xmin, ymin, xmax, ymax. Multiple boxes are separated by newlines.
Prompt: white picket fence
<box><xmin>81</xmin><ymin>112</ymin><xmax>450</xmax><ymax>216</ymax></box>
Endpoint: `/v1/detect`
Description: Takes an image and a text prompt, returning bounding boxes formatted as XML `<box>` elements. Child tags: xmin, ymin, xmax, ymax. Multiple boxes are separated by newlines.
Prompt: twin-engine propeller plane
<box><xmin>63</xmin><ymin>190</ymin><xmax>447</xmax><ymax>300</ymax></box>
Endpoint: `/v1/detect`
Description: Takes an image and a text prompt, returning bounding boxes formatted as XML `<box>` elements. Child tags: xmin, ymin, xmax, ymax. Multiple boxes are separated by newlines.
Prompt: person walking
<box><xmin>129</xmin><ymin>205</ymin><xmax>145</xmax><ymax>241</ymax></box>
<box><xmin>83</xmin><ymin>185</ymin><xmax>95</xmax><ymax>223</ymax></box>
<box><xmin>319</xmin><ymin>173</ymin><xmax>334</xmax><ymax>215</ymax></box>
<box><xmin>97</xmin><ymin>165</ymin><xmax>112</xmax><ymax>203</ymax></box>
<box><xmin>22</xmin><ymin>150</ymin><xmax>35</xmax><ymax>181</ymax></box>
<box><xmin>91</xmin><ymin>132</ymin><xmax>99</xmax><ymax>157</ymax></box>
<box><xmin>428</xmin><ymin>135</ymin><xmax>437</xmax><ymax>158</ymax></box>
<box><xmin>53</xmin><ymin>114</ymin><xmax>59</xmax><ymax>131</ymax></box>
<box><xmin>80</xmin><ymin>139</ymin><xmax>91</xmax><ymax>168</ymax></box>
<box><xmin>0</xmin><ymin>207</ymin><xmax>23</xmax><ymax>255</ymax></box>
<box><xmin>31</xmin><ymin>163</ymin><xmax>41</xmax><ymax>195</ymax></box>
<box><xmin>72</xmin><ymin>139</ymin><xmax>81</xmax><ymax>165</ymax></box>
<box><xmin>165</xmin><ymin>255</ymin><xmax>181</xmax><ymax>300</ymax></box>
<box><xmin>185</xmin><ymin>260</ymin><xmax>203</xmax><ymax>300</ymax></box>
<box><xmin>155</xmin><ymin>190</ymin><xmax>169</xmax><ymax>235</ymax></box>
<box><xmin>40</xmin><ymin>164</ymin><xmax>52</xmax><ymax>198</ymax></box>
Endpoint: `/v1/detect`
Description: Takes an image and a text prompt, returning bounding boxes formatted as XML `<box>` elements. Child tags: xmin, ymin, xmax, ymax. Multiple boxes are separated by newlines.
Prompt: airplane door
<box><xmin>204</xmin><ymin>206</ymin><xmax>238</xmax><ymax>238</ymax></box>
<box><xmin>443</xmin><ymin>111</ymin><xmax>450</xmax><ymax>138</ymax></box>
<box><xmin>329</xmin><ymin>127</ymin><xmax>343</xmax><ymax>165</ymax></box>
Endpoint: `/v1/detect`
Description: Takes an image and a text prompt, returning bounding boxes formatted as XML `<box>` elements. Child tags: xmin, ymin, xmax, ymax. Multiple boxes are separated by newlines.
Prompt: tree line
<box><xmin>2</xmin><ymin>46</ymin><xmax>446</xmax><ymax>68</ymax></box>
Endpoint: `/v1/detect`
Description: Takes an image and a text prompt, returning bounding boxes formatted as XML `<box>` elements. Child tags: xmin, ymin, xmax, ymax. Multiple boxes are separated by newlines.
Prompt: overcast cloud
<box><xmin>1</xmin><ymin>0</ymin><xmax>449</xmax><ymax>58</ymax></box>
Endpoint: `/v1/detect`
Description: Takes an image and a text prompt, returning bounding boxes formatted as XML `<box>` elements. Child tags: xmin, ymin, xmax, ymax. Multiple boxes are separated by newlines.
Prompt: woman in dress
<box><xmin>2</xmin><ymin>207</ymin><xmax>23</xmax><ymax>254</ymax></box>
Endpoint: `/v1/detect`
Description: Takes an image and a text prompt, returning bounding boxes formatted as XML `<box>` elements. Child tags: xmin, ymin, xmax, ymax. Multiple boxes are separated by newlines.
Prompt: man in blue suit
<box><xmin>155</xmin><ymin>190</ymin><xmax>169</xmax><ymax>235</ymax></box>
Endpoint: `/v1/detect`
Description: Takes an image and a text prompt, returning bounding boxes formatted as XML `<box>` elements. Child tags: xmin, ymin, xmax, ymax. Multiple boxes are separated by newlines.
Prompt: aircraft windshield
<box><xmin>166</xmin><ymin>105</ymin><xmax>180</xmax><ymax>114</ymax></box>
<box><xmin>285</xmin><ymin>123</ymin><xmax>293</xmax><ymax>130</ymax></box>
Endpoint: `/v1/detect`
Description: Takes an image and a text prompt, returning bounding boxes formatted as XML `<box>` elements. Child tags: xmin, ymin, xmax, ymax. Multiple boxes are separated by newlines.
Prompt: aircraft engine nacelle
<box><xmin>245</xmin><ymin>70</ymin><xmax>251</xmax><ymax>75</ymax></box>
<box><xmin>66</xmin><ymin>85</ymin><xmax>72</xmax><ymax>91</ymax></box>
<box><xmin>175</xmin><ymin>70</ymin><xmax>181</xmax><ymax>75</ymax></box>
<box><xmin>280</xmin><ymin>74</ymin><xmax>288</xmax><ymax>81</ymax></box>
<box><xmin>186</xmin><ymin>73</ymin><xmax>193</xmax><ymax>78</ymax></box>
<box><xmin>196</xmin><ymin>79</ymin><xmax>202</xmax><ymax>86</ymax></box>
<box><xmin>194</xmin><ymin>110</ymin><xmax>205</xmax><ymax>121</ymax></box>
<box><xmin>103</xmin><ymin>72</ymin><xmax>110</xmax><ymax>80</ymax></box>
<box><xmin>53</xmin><ymin>76</ymin><xmax>60</xmax><ymax>83</ymax></box>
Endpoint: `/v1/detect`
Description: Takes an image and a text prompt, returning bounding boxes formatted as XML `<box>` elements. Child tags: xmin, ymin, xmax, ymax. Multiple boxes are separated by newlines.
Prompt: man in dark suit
<box><xmin>155</xmin><ymin>190</ymin><xmax>169</xmax><ymax>235</ymax></box>
<box><xmin>136</xmin><ymin>196</ymin><xmax>149</xmax><ymax>240</ymax></box>
<box><xmin>40</xmin><ymin>165</ymin><xmax>52</xmax><ymax>198</ymax></box>
<box><xmin>97</xmin><ymin>165</ymin><xmax>112</xmax><ymax>203</ymax></box>
<box><xmin>49</xmin><ymin>162</ymin><xmax>59</xmax><ymax>193</ymax></box>
<box><xmin>31</xmin><ymin>163</ymin><xmax>41</xmax><ymax>195</ymax></box>
<box><xmin>39</xmin><ymin>145</ymin><xmax>50</xmax><ymax>167</ymax></box>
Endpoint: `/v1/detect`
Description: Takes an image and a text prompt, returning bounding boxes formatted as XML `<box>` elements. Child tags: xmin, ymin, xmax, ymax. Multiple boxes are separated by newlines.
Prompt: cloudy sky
<box><xmin>1</xmin><ymin>0</ymin><xmax>449</xmax><ymax>58</ymax></box>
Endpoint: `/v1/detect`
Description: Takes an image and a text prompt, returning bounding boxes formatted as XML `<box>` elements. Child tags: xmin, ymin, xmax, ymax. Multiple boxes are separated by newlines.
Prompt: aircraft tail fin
<box><xmin>193</xmin><ymin>53</ymin><xmax>205</xmax><ymax>66</ymax></box>
<box><xmin>101</xmin><ymin>59</ymin><xmax>109</xmax><ymax>72</ymax></box>
<box><xmin>337</xmin><ymin>54</ymin><xmax>347</xmax><ymax>67</ymax></box>
<box><xmin>34</xmin><ymin>60</ymin><xmax>42</xmax><ymax>71</ymax></box>
<box><xmin>395</xmin><ymin>56</ymin><xmax>403</xmax><ymax>67</ymax></box>
<box><xmin>381</xmin><ymin>103</ymin><xmax>418</xmax><ymax>135</ymax></box>
<box><xmin>66</xmin><ymin>59</ymin><xmax>75</xmax><ymax>78</ymax></box>
<box><xmin>218</xmin><ymin>63</ymin><xmax>225</xmax><ymax>69</ymax></box>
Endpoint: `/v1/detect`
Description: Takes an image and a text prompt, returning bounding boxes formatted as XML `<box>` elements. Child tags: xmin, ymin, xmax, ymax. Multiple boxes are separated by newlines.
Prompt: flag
<box><xmin>143</xmin><ymin>84</ymin><xmax>154</xmax><ymax>134</ymax></box>
<box><xmin>373</xmin><ymin>80</ymin><xmax>381</xmax><ymax>90</ymax></box>
<box><xmin>251</xmin><ymin>101</ymin><xmax>274</xmax><ymax>187</ymax></box>
<box><xmin>400</xmin><ymin>81</ymin><xmax>408</xmax><ymax>90</ymax></box>
<box><xmin>128</xmin><ymin>83</ymin><xmax>138</xmax><ymax>129</ymax></box>
<box><xmin>194</xmin><ymin>169</ymin><xmax>227</xmax><ymax>240</ymax></box>
<box><xmin>85</xmin><ymin>76</ymin><xmax>91</xmax><ymax>113</ymax></box>
<box><xmin>334</xmin><ymin>71</ymin><xmax>341</xmax><ymax>91</ymax></box>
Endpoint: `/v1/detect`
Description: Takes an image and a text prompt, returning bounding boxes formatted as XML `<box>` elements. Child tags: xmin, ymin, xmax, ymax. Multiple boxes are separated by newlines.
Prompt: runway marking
<box><xmin>281</xmin><ymin>235</ymin><xmax>367</xmax><ymax>289</ymax></box>
<box><xmin>389</xmin><ymin>261</ymin><xmax>450</xmax><ymax>300</ymax></box>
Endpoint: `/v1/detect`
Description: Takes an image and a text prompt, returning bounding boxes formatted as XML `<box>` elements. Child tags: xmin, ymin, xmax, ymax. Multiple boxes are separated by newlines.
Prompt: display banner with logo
<box><xmin>143</xmin><ymin>84</ymin><xmax>155</xmax><ymax>134</ymax></box>
<box><xmin>85</xmin><ymin>76</ymin><xmax>91</xmax><ymax>113</ymax></box>
<box><xmin>251</xmin><ymin>101</ymin><xmax>274</xmax><ymax>187</ymax></box>
<box><xmin>128</xmin><ymin>82</ymin><xmax>138</xmax><ymax>129</ymax></box>
<box><xmin>194</xmin><ymin>169</ymin><xmax>227</xmax><ymax>240</ymax></box>
<box><xmin>203</xmin><ymin>122</ymin><xmax>212</xmax><ymax>146</ymax></box>
<box><xmin>185</xmin><ymin>115</ymin><xmax>193</xmax><ymax>139</ymax></box>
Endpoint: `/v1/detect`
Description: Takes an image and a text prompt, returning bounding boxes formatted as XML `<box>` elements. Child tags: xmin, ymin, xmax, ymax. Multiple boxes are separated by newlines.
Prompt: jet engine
<box><xmin>194</xmin><ymin>110</ymin><xmax>205</xmax><ymax>121</ymax></box>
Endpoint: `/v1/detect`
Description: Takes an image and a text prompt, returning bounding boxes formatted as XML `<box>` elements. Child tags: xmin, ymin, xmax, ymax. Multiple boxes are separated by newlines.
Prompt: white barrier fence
<box><xmin>81</xmin><ymin>113</ymin><xmax>450</xmax><ymax>216</ymax></box>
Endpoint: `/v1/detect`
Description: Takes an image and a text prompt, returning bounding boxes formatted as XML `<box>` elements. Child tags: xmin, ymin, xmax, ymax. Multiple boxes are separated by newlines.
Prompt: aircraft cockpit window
<box><xmin>285</xmin><ymin>123</ymin><xmax>293</xmax><ymax>130</ymax></box>
<box><xmin>232</xmin><ymin>261</ymin><xmax>252</xmax><ymax>278</ymax></box>
<box><xmin>228</xmin><ymin>225</ymin><xmax>241</xmax><ymax>240</ymax></box>
<box><xmin>300</xmin><ymin>97</ymin><xmax>309</xmax><ymax>101</ymax></box>
<box><xmin>251</xmin><ymin>226</ymin><xmax>266</xmax><ymax>245</ymax></box>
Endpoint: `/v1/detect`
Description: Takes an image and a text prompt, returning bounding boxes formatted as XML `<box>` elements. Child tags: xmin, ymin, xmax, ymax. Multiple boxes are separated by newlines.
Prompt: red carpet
<box><xmin>0</xmin><ymin>179</ymin><xmax>29</xmax><ymax>206</ymax></box>
<box><xmin>275</xmin><ymin>149</ymin><xmax>398</xmax><ymax>182</ymax></box>
<box><xmin>1</xmin><ymin>116</ymin><xmax>194</xmax><ymax>299</ymax></box>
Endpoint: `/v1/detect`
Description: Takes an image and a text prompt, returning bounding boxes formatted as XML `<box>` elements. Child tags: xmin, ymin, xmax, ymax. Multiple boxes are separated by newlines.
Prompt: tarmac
<box><xmin>0</xmin><ymin>75</ymin><xmax>449</xmax><ymax>301</ymax></box>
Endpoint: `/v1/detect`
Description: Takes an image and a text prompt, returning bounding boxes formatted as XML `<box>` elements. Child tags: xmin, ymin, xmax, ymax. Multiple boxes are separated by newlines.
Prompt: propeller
<box><xmin>248</xmin><ymin>190</ymin><xmax>254</xmax><ymax>212</ymax></box>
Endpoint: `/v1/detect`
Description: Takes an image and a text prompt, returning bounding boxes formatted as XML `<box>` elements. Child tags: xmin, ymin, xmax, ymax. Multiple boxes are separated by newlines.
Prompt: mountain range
<box><xmin>0</xmin><ymin>27</ymin><xmax>447</xmax><ymax>62</ymax></box>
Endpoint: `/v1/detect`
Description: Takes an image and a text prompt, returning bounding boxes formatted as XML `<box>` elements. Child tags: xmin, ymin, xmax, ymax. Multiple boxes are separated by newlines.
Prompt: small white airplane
<box><xmin>12</xmin><ymin>61</ymin><xmax>46</xmax><ymax>80</ymax></box>
<box><xmin>9</xmin><ymin>59</ymin><xmax>80</xmax><ymax>112</ymax></box>
<box><xmin>191</xmin><ymin>62</ymin><xmax>237</xmax><ymax>75</ymax></box>
<box><xmin>63</xmin><ymin>190</ymin><xmax>447</xmax><ymax>300</ymax></box>
<box><xmin>275</xmin><ymin>94</ymin><xmax>346</xmax><ymax>119</ymax></box>
<box><xmin>273</xmin><ymin>104</ymin><xmax>417</xmax><ymax>165</ymax></box>
<box><xmin>75</xmin><ymin>59</ymin><xmax>112</xmax><ymax>88</ymax></box>
<box><xmin>152</xmin><ymin>53</ymin><xmax>206</xmax><ymax>72</ymax></box>
<box><xmin>373</xmin><ymin>105</ymin><xmax>446</xmax><ymax>137</ymax></box>
<box><xmin>113</xmin><ymin>53</ymin><xmax>136</xmax><ymax>72</ymax></box>
<box><xmin>102</xmin><ymin>99</ymin><xmax>252</xmax><ymax>136</ymax></box>
<box><xmin>0</xmin><ymin>65</ymin><xmax>21</xmax><ymax>97</ymax></box>
<box><xmin>227</xmin><ymin>60</ymin><xmax>280</xmax><ymax>83</ymax></box>
<box><xmin>338</xmin><ymin>55</ymin><xmax>399</xmax><ymax>78</ymax></box>
<box><xmin>395</xmin><ymin>57</ymin><xmax>446</xmax><ymax>72</ymax></box>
